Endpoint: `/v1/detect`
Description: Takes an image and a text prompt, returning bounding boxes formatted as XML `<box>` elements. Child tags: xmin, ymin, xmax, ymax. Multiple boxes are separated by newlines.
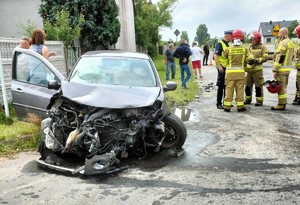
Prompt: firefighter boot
<box><xmin>244</xmin><ymin>99</ymin><xmax>252</xmax><ymax>104</ymax></box>
<box><xmin>255</xmin><ymin>102</ymin><xmax>263</xmax><ymax>106</ymax></box>
<box><xmin>292</xmin><ymin>97</ymin><xmax>300</xmax><ymax>105</ymax></box>
<box><xmin>292</xmin><ymin>96</ymin><xmax>298</xmax><ymax>103</ymax></box>
<box><xmin>237</xmin><ymin>107</ymin><xmax>247</xmax><ymax>112</ymax></box>
<box><xmin>271</xmin><ymin>104</ymin><xmax>286</xmax><ymax>111</ymax></box>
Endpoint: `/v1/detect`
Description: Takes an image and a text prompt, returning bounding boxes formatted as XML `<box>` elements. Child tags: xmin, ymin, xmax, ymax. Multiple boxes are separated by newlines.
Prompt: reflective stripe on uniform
<box><xmin>256</xmin><ymin>96</ymin><xmax>263</xmax><ymax>101</ymax></box>
<box><xmin>252</xmin><ymin>65</ymin><xmax>263</xmax><ymax>71</ymax></box>
<box><xmin>278</xmin><ymin>93</ymin><xmax>287</xmax><ymax>99</ymax></box>
<box><xmin>226</xmin><ymin>66</ymin><xmax>244</xmax><ymax>73</ymax></box>
<box><xmin>236</xmin><ymin>101</ymin><xmax>244</xmax><ymax>106</ymax></box>
<box><xmin>224</xmin><ymin>101</ymin><xmax>232</xmax><ymax>106</ymax></box>
<box><xmin>278</xmin><ymin>66</ymin><xmax>292</xmax><ymax>72</ymax></box>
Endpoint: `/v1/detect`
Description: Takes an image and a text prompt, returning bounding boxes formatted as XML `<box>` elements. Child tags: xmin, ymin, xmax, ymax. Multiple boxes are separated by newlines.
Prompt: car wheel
<box><xmin>159</xmin><ymin>114</ymin><xmax>187</xmax><ymax>149</ymax></box>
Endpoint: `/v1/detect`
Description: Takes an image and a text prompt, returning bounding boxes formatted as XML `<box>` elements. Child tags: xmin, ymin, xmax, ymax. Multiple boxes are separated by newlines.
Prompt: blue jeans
<box><xmin>180</xmin><ymin>64</ymin><xmax>191</xmax><ymax>86</ymax></box>
<box><xmin>166</xmin><ymin>61</ymin><xmax>176</xmax><ymax>80</ymax></box>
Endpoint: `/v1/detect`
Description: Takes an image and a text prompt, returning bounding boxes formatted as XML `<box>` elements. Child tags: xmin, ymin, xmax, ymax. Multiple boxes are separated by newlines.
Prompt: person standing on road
<box><xmin>271</xmin><ymin>27</ymin><xmax>295</xmax><ymax>110</ymax></box>
<box><xmin>164</xmin><ymin>43</ymin><xmax>176</xmax><ymax>80</ymax></box>
<box><xmin>292</xmin><ymin>25</ymin><xmax>300</xmax><ymax>105</ymax></box>
<box><xmin>223</xmin><ymin>29</ymin><xmax>254</xmax><ymax>112</ymax></box>
<box><xmin>203</xmin><ymin>42</ymin><xmax>210</xmax><ymax>66</ymax></box>
<box><xmin>190</xmin><ymin>42</ymin><xmax>204</xmax><ymax>81</ymax></box>
<box><xmin>173</xmin><ymin>39</ymin><xmax>192</xmax><ymax>89</ymax></box>
<box><xmin>214</xmin><ymin>30</ymin><xmax>232</xmax><ymax>109</ymax></box>
<box><xmin>244</xmin><ymin>31</ymin><xmax>269</xmax><ymax>106</ymax></box>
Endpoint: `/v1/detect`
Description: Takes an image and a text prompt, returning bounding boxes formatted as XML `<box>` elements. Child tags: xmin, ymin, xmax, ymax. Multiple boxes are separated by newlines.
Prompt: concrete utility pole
<box><xmin>0</xmin><ymin>51</ymin><xmax>9</xmax><ymax>117</ymax></box>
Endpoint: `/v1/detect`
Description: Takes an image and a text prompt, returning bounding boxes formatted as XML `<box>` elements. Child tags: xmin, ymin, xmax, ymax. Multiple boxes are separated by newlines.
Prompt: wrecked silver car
<box><xmin>12</xmin><ymin>50</ymin><xmax>187</xmax><ymax>176</ymax></box>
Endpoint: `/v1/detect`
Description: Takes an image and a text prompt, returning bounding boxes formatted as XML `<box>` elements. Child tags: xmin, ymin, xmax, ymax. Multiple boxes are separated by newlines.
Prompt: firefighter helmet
<box><xmin>264</xmin><ymin>80</ymin><xmax>282</xmax><ymax>93</ymax></box>
<box><xmin>251</xmin><ymin>31</ymin><xmax>262</xmax><ymax>43</ymax></box>
<box><xmin>293</xmin><ymin>25</ymin><xmax>300</xmax><ymax>38</ymax></box>
<box><xmin>232</xmin><ymin>29</ymin><xmax>244</xmax><ymax>41</ymax></box>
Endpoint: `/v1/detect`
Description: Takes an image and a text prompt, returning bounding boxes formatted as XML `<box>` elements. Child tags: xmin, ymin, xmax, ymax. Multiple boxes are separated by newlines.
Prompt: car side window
<box><xmin>16</xmin><ymin>52</ymin><xmax>56</xmax><ymax>86</ymax></box>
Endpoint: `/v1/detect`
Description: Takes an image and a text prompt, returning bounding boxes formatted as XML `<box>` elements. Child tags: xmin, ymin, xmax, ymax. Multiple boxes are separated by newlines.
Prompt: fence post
<box><xmin>0</xmin><ymin>51</ymin><xmax>10</xmax><ymax>117</ymax></box>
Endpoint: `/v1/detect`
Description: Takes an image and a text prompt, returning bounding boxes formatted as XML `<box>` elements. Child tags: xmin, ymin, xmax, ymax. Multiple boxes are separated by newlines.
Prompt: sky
<box><xmin>151</xmin><ymin>0</ymin><xmax>300</xmax><ymax>42</ymax></box>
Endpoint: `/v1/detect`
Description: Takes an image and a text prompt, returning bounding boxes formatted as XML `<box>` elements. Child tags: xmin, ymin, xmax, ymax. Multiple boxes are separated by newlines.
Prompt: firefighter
<box><xmin>223</xmin><ymin>29</ymin><xmax>254</xmax><ymax>112</ymax></box>
<box><xmin>244</xmin><ymin>32</ymin><xmax>269</xmax><ymax>106</ymax></box>
<box><xmin>271</xmin><ymin>27</ymin><xmax>295</xmax><ymax>110</ymax></box>
<box><xmin>292</xmin><ymin>25</ymin><xmax>300</xmax><ymax>105</ymax></box>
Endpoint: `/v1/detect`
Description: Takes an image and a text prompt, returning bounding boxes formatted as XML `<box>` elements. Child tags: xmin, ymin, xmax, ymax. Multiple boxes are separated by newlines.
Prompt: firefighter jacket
<box><xmin>223</xmin><ymin>45</ymin><xmax>254</xmax><ymax>80</ymax></box>
<box><xmin>245</xmin><ymin>44</ymin><xmax>268</xmax><ymax>73</ymax></box>
<box><xmin>295</xmin><ymin>42</ymin><xmax>300</xmax><ymax>70</ymax></box>
<box><xmin>273</xmin><ymin>38</ymin><xmax>295</xmax><ymax>75</ymax></box>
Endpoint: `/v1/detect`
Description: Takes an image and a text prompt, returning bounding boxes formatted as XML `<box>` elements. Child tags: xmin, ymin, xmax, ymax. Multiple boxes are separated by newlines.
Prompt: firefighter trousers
<box><xmin>277</xmin><ymin>73</ymin><xmax>289</xmax><ymax>105</ymax></box>
<box><xmin>224</xmin><ymin>78</ymin><xmax>245</xmax><ymax>110</ymax></box>
<box><xmin>245</xmin><ymin>70</ymin><xmax>264</xmax><ymax>103</ymax></box>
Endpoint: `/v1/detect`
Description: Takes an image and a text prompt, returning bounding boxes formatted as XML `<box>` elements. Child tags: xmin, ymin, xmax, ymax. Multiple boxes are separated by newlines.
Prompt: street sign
<box><xmin>174</xmin><ymin>29</ymin><xmax>180</xmax><ymax>36</ymax></box>
<box><xmin>272</xmin><ymin>23</ymin><xmax>280</xmax><ymax>36</ymax></box>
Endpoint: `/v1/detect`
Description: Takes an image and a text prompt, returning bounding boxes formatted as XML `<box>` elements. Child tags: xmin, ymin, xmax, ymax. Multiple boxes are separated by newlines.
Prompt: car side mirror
<box><xmin>163</xmin><ymin>81</ymin><xmax>177</xmax><ymax>92</ymax></box>
<box><xmin>48</xmin><ymin>80</ymin><xmax>61</xmax><ymax>90</ymax></box>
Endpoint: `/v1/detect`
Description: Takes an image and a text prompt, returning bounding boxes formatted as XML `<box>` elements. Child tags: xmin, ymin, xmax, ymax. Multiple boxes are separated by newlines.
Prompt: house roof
<box><xmin>258</xmin><ymin>20</ymin><xmax>296</xmax><ymax>37</ymax></box>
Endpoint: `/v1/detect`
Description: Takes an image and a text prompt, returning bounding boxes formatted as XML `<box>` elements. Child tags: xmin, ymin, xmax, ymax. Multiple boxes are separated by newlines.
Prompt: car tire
<box><xmin>159</xmin><ymin>114</ymin><xmax>187</xmax><ymax>149</ymax></box>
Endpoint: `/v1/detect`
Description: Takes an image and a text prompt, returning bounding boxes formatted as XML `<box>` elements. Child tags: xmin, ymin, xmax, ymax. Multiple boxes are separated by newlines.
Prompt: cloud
<box><xmin>153</xmin><ymin>0</ymin><xmax>300</xmax><ymax>42</ymax></box>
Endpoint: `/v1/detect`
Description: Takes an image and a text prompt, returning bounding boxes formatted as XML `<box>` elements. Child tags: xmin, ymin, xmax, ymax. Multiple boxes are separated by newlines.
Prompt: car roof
<box><xmin>81</xmin><ymin>50</ymin><xmax>150</xmax><ymax>59</ymax></box>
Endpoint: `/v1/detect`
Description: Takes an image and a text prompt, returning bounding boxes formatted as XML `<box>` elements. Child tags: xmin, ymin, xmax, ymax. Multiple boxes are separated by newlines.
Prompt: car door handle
<box><xmin>13</xmin><ymin>88</ymin><xmax>24</xmax><ymax>93</ymax></box>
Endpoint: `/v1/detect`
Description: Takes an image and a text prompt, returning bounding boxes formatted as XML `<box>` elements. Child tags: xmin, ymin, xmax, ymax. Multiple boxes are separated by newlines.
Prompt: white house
<box><xmin>258</xmin><ymin>20</ymin><xmax>296</xmax><ymax>44</ymax></box>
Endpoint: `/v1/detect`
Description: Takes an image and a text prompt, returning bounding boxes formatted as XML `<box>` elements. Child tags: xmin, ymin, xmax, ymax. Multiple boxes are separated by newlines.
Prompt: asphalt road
<box><xmin>0</xmin><ymin>62</ymin><xmax>300</xmax><ymax>205</ymax></box>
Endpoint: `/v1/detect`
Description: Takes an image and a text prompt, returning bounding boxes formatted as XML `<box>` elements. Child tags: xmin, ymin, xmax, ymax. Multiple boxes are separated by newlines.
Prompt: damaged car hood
<box><xmin>61</xmin><ymin>81</ymin><xmax>161</xmax><ymax>108</ymax></box>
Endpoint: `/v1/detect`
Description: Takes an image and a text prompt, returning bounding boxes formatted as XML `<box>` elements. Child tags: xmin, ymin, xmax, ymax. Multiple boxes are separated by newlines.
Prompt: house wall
<box><xmin>0</xmin><ymin>0</ymin><xmax>44</xmax><ymax>38</ymax></box>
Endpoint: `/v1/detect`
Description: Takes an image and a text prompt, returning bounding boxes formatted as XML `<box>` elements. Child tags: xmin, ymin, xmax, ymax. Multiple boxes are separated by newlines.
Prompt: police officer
<box><xmin>244</xmin><ymin>32</ymin><xmax>269</xmax><ymax>106</ymax></box>
<box><xmin>292</xmin><ymin>25</ymin><xmax>300</xmax><ymax>105</ymax></box>
<box><xmin>214</xmin><ymin>30</ymin><xmax>232</xmax><ymax>109</ymax></box>
<box><xmin>272</xmin><ymin>27</ymin><xmax>295</xmax><ymax>110</ymax></box>
<box><xmin>223</xmin><ymin>29</ymin><xmax>254</xmax><ymax>112</ymax></box>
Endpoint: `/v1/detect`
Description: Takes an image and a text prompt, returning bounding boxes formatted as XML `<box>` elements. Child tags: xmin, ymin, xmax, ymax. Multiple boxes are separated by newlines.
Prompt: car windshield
<box><xmin>69</xmin><ymin>56</ymin><xmax>157</xmax><ymax>87</ymax></box>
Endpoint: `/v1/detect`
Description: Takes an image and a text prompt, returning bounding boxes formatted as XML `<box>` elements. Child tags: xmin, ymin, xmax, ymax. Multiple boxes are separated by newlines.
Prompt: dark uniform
<box><xmin>214</xmin><ymin>30</ymin><xmax>232</xmax><ymax>109</ymax></box>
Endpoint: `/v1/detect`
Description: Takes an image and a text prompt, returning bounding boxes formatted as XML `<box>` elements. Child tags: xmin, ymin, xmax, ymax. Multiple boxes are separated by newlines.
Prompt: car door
<box><xmin>11</xmin><ymin>48</ymin><xmax>65</xmax><ymax>120</ymax></box>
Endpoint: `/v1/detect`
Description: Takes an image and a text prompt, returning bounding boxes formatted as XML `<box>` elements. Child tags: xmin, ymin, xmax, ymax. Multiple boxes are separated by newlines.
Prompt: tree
<box><xmin>243</xmin><ymin>32</ymin><xmax>251</xmax><ymax>43</ymax></box>
<box><xmin>39</xmin><ymin>0</ymin><xmax>120</xmax><ymax>53</ymax></box>
<box><xmin>195</xmin><ymin>24</ymin><xmax>210</xmax><ymax>46</ymax></box>
<box><xmin>44</xmin><ymin>9</ymin><xmax>84</xmax><ymax>74</ymax></box>
<box><xmin>210</xmin><ymin>37</ymin><xmax>218</xmax><ymax>49</ymax></box>
<box><xmin>180</xmin><ymin>31</ymin><xmax>189</xmax><ymax>45</ymax></box>
<box><xmin>288</xmin><ymin>20</ymin><xmax>299</xmax><ymax>38</ymax></box>
<box><xmin>134</xmin><ymin>0</ymin><xmax>178</xmax><ymax>56</ymax></box>
<box><xmin>18</xmin><ymin>21</ymin><xmax>36</xmax><ymax>38</ymax></box>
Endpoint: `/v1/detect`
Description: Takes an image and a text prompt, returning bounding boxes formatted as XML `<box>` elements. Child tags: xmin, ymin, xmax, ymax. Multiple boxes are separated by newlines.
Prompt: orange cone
<box><xmin>209</xmin><ymin>59</ymin><xmax>212</xmax><ymax>66</ymax></box>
